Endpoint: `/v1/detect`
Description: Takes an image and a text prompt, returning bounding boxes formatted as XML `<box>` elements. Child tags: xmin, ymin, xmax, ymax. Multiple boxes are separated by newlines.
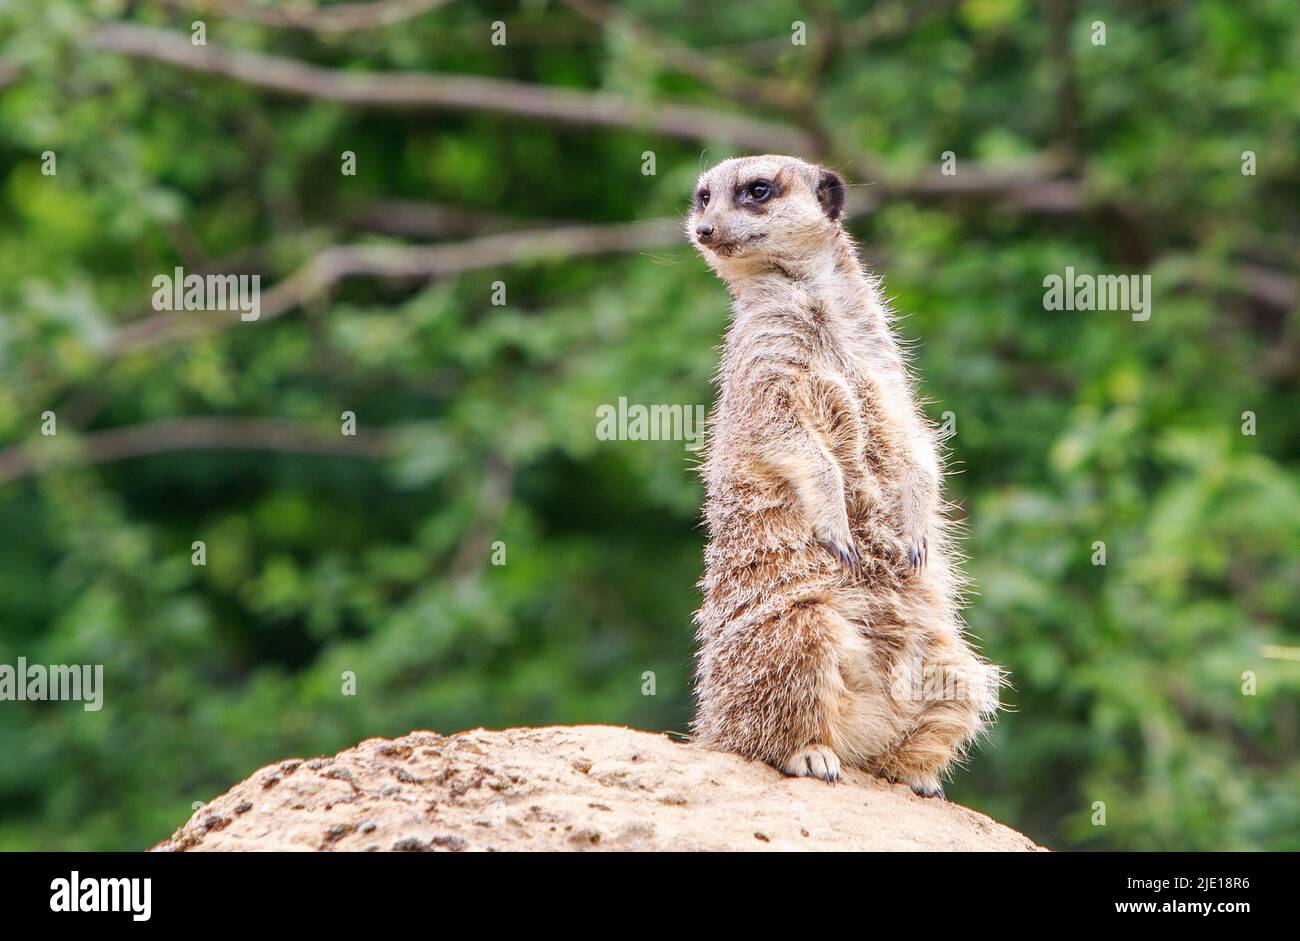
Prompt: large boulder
<box><xmin>155</xmin><ymin>724</ymin><xmax>1043</xmax><ymax>852</ymax></box>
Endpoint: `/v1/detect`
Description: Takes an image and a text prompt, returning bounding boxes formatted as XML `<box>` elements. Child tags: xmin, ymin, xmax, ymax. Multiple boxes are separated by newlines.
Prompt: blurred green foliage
<box><xmin>0</xmin><ymin>0</ymin><xmax>1296</xmax><ymax>850</ymax></box>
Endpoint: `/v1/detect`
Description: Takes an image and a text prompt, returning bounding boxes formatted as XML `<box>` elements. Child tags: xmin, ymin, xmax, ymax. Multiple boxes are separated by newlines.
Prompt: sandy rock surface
<box><xmin>155</xmin><ymin>724</ymin><xmax>1043</xmax><ymax>852</ymax></box>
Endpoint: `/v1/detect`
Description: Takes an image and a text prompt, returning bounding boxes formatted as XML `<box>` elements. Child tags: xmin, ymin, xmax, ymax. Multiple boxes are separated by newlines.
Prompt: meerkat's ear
<box><xmin>816</xmin><ymin>168</ymin><xmax>846</xmax><ymax>221</ymax></box>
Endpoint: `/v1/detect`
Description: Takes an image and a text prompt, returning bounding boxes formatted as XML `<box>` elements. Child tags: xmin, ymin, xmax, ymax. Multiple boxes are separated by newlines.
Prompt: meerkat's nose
<box><xmin>695</xmin><ymin>223</ymin><xmax>714</xmax><ymax>242</ymax></box>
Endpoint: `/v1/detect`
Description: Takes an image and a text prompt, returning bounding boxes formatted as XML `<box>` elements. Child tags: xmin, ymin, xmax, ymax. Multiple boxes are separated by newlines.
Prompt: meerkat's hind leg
<box><xmin>782</xmin><ymin>744</ymin><xmax>842</xmax><ymax>783</ymax></box>
<box><xmin>880</xmin><ymin>653</ymin><xmax>998</xmax><ymax>800</ymax></box>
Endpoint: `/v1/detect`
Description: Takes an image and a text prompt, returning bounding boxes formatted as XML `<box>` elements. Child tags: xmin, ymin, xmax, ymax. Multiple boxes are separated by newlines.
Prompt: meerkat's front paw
<box><xmin>782</xmin><ymin>745</ymin><xmax>842</xmax><ymax>783</ymax></box>
<box><xmin>816</xmin><ymin>519</ymin><xmax>861</xmax><ymax>573</ymax></box>
<box><xmin>824</xmin><ymin>537</ymin><xmax>861</xmax><ymax>573</ymax></box>
<box><xmin>905</xmin><ymin>530</ymin><xmax>928</xmax><ymax>573</ymax></box>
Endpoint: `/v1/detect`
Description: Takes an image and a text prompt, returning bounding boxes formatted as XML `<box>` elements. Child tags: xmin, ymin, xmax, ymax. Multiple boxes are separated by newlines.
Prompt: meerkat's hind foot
<box><xmin>899</xmin><ymin>773</ymin><xmax>945</xmax><ymax>800</ymax></box>
<box><xmin>782</xmin><ymin>745</ymin><xmax>841</xmax><ymax>784</ymax></box>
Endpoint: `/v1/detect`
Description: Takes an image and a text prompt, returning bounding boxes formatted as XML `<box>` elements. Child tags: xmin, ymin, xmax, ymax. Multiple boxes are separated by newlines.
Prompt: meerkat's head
<box><xmin>687</xmin><ymin>154</ymin><xmax>847</xmax><ymax>277</ymax></box>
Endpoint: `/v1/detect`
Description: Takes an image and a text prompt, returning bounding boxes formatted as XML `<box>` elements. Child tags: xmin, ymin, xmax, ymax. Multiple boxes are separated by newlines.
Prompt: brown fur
<box><xmin>688</xmin><ymin>155</ymin><xmax>1002</xmax><ymax>796</ymax></box>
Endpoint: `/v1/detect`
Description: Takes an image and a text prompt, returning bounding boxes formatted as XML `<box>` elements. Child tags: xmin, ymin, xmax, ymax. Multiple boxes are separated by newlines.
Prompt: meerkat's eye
<box><xmin>745</xmin><ymin>180</ymin><xmax>774</xmax><ymax>202</ymax></box>
<box><xmin>696</xmin><ymin>188</ymin><xmax>710</xmax><ymax>209</ymax></box>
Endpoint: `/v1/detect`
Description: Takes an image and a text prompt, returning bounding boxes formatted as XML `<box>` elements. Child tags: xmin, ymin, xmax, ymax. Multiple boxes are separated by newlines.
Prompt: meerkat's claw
<box><xmin>824</xmin><ymin>537</ymin><xmax>861</xmax><ymax>573</ymax></box>
<box><xmin>782</xmin><ymin>745</ymin><xmax>841</xmax><ymax>783</ymax></box>
<box><xmin>906</xmin><ymin>534</ymin><xmax>928</xmax><ymax>573</ymax></box>
<box><xmin>906</xmin><ymin>778</ymin><xmax>945</xmax><ymax>800</ymax></box>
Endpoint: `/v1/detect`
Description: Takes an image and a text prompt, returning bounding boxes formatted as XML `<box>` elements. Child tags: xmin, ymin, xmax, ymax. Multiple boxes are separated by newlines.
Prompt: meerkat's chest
<box><xmin>811</xmin><ymin>331</ymin><xmax>894</xmax><ymax>410</ymax></box>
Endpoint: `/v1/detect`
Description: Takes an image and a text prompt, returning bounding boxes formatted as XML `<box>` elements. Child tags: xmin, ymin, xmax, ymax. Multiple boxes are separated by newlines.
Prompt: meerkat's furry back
<box><xmin>687</xmin><ymin>155</ymin><xmax>1001</xmax><ymax>796</ymax></box>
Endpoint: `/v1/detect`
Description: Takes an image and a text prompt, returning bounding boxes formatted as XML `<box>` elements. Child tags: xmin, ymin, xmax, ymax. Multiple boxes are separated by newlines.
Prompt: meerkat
<box><xmin>687</xmin><ymin>154</ymin><xmax>1002</xmax><ymax>798</ymax></box>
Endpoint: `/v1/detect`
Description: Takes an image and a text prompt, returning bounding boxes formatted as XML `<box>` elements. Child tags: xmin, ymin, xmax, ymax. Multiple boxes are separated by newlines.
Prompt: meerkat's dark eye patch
<box><xmin>735</xmin><ymin>178</ymin><xmax>778</xmax><ymax>210</ymax></box>
<box><xmin>695</xmin><ymin>188</ymin><xmax>710</xmax><ymax>209</ymax></box>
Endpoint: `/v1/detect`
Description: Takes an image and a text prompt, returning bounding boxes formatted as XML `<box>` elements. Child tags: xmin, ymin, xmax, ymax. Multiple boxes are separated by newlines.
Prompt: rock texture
<box><xmin>155</xmin><ymin>725</ymin><xmax>1042</xmax><ymax>852</ymax></box>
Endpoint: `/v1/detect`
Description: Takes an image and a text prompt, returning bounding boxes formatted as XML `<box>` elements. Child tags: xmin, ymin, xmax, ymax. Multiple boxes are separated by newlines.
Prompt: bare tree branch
<box><xmin>0</xmin><ymin>60</ymin><xmax>20</xmax><ymax>88</ymax></box>
<box><xmin>155</xmin><ymin>0</ymin><xmax>454</xmax><ymax>32</ymax></box>
<box><xmin>109</xmin><ymin>219</ymin><xmax>686</xmax><ymax>355</ymax></box>
<box><xmin>876</xmin><ymin>164</ymin><xmax>1086</xmax><ymax>213</ymax></box>
<box><xmin>0</xmin><ymin>418</ymin><xmax>396</xmax><ymax>487</ymax></box>
<box><xmin>87</xmin><ymin>23</ymin><xmax>817</xmax><ymax>154</ymax></box>
<box><xmin>1176</xmin><ymin>261</ymin><xmax>1299</xmax><ymax>314</ymax></box>
<box><xmin>1230</xmin><ymin>262</ymin><xmax>1298</xmax><ymax>312</ymax></box>
<box><xmin>86</xmin><ymin>23</ymin><xmax>1078</xmax><ymax>221</ymax></box>
<box><xmin>840</xmin><ymin>149</ymin><xmax>1085</xmax><ymax>216</ymax></box>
